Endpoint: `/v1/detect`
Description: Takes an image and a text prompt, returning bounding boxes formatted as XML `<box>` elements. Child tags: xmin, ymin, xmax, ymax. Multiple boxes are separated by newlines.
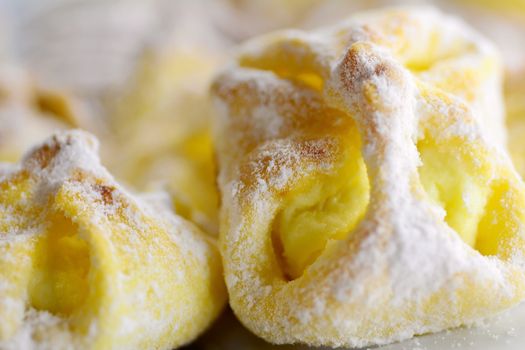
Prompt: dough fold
<box><xmin>211</xmin><ymin>7</ymin><xmax>525</xmax><ymax>348</ymax></box>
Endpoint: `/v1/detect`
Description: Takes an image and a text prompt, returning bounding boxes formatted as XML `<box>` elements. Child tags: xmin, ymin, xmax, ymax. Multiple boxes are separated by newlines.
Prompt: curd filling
<box><xmin>29</xmin><ymin>214</ymin><xmax>90</xmax><ymax>316</ymax></box>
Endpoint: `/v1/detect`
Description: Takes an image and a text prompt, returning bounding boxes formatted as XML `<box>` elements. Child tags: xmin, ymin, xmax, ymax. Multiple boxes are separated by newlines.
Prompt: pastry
<box><xmin>440</xmin><ymin>0</ymin><xmax>525</xmax><ymax>71</ymax></box>
<box><xmin>211</xmin><ymin>7</ymin><xmax>525</xmax><ymax>347</ymax></box>
<box><xmin>108</xmin><ymin>48</ymin><xmax>221</xmax><ymax>234</ymax></box>
<box><xmin>457</xmin><ymin>0</ymin><xmax>525</xmax><ymax>17</ymax></box>
<box><xmin>506</xmin><ymin>68</ymin><xmax>525</xmax><ymax>176</ymax></box>
<box><xmin>0</xmin><ymin>131</ymin><xmax>226</xmax><ymax>349</ymax></box>
<box><xmin>0</xmin><ymin>63</ymin><xmax>88</xmax><ymax>162</ymax></box>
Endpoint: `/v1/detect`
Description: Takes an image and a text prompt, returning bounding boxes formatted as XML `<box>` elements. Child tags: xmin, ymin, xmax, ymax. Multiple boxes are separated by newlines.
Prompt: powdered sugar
<box><xmin>212</xmin><ymin>6</ymin><xmax>525</xmax><ymax>348</ymax></box>
<box><xmin>0</xmin><ymin>130</ymin><xmax>226</xmax><ymax>349</ymax></box>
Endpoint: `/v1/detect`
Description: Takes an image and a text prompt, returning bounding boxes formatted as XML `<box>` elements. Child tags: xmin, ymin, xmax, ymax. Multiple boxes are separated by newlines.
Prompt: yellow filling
<box><xmin>274</xmin><ymin>127</ymin><xmax>519</xmax><ymax>280</ymax></box>
<box><xmin>273</xmin><ymin>127</ymin><xmax>370</xmax><ymax>280</ymax></box>
<box><xmin>417</xmin><ymin>133</ymin><xmax>524</xmax><ymax>256</ymax></box>
<box><xmin>418</xmin><ymin>137</ymin><xmax>490</xmax><ymax>246</ymax></box>
<box><xmin>28</xmin><ymin>214</ymin><xmax>90</xmax><ymax>316</ymax></box>
<box><xmin>475</xmin><ymin>179</ymin><xmax>525</xmax><ymax>257</ymax></box>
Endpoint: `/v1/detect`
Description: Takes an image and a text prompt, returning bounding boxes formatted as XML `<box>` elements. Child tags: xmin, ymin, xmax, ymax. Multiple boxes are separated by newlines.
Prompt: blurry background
<box><xmin>1</xmin><ymin>0</ymin><xmax>524</xmax><ymax>349</ymax></box>
<box><xmin>2</xmin><ymin>0</ymin><xmax>525</xmax><ymax>89</ymax></box>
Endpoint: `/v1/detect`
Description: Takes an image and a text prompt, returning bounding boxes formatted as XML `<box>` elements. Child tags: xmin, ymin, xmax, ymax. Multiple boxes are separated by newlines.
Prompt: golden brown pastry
<box><xmin>0</xmin><ymin>131</ymin><xmax>226</xmax><ymax>349</ymax></box>
<box><xmin>211</xmin><ymin>7</ymin><xmax>525</xmax><ymax>347</ymax></box>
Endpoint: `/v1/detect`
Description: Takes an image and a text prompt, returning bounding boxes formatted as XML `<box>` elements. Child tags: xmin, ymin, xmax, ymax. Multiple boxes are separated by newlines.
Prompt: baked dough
<box><xmin>211</xmin><ymin>7</ymin><xmax>525</xmax><ymax>347</ymax></box>
<box><xmin>0</xmin><ymin>63</ymin><xmax>87</xmax><ymax>162</ymax></box>
<box><xmin>108</xmin><ymin>49</ymin><xmax>220</xmax><ymax>234</ymax></box>
<box><xmin>0</xmin><ymin>131</ymin><xmax>226</xmax><ymax>349</ymax></box>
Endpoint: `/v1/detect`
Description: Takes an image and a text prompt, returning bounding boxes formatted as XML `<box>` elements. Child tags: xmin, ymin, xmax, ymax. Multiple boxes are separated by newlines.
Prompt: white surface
<box><xmin>374</xmin><ymin>302</ymin><xmax>525</xmax><ymax>350</ymax></box>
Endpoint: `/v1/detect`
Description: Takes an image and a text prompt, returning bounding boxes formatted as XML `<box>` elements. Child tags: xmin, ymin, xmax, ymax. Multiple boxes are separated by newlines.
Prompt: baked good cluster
<box><xmin>1</xmin><ymin>1</ymin><xmax>525</xmax><ymax>349</ymax></box>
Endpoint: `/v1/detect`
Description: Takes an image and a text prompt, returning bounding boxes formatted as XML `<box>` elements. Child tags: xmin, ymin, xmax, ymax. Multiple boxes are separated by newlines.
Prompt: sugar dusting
<box><xmin>0</xmin><ymin>130</ymin><xmax>221</xmax><ymax>349</ymax></box>
<box><xmin>211</xmin><ymin>6</ymin><xmax>525</xmax><ymax>348</ymax></box>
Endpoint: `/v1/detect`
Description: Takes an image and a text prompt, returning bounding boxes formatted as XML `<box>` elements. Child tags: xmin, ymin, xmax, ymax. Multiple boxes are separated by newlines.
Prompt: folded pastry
<box><xmin>108</xmin><ymin>49</ymin><xmax>220</xmax><ymax>234</ymax></box>
<box><xmin>211</xmin><ymin>7</ymin><xmax>525</xmax><ymax>347</ymax></box>
<box><xmin>0</xmin><ymin>131</ymin><xmax>226</xmax><ymax>349</ymax></box>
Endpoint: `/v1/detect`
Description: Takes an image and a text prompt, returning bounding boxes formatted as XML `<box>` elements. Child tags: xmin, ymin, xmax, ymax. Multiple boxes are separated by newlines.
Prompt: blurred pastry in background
<box><xmin>447</xmin><ymin>0</ymin><xmax>525</xmax><ymax>181</ymax></box>
<box><xmin>0</xmin><ymin>62</ymin><xmax>89</xmax><ymax>162</ymax></box>
<box><xmin>107</xmin><ymin>47</ymin><xmax>220</xmax><ymax>234</ymax></box>
<box><xmin>459</xmin><ymin>0</ymin><xmax>525</xmax><ymax>17</ymax></box>
<box><xmin>0</xmin><ymin>131</ymin><xmax>226</xmax><ymax>350</ymax></box>
<box><xmin>506</xmin><ymin>68</ymin><xmax>525</xmax><ymax>177</ymax></box>
<box><xmin>14</xmin><ymin>0</ymin><xmax>233</xmax><ymax>234</ymax></box>
<box><xmin>441</xmin><ymin>0</ymin><xmax>525</xmax><ymax>70</ymax></box>
<box><xmin>212</xmin><ymin>7</ymin><xmax>525</xmax><ymax>348</ymax></box>
<box><xmin>104</xmin><ymin>0</ymin><xmax>232</xmax><ymax>235</ymax></box>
